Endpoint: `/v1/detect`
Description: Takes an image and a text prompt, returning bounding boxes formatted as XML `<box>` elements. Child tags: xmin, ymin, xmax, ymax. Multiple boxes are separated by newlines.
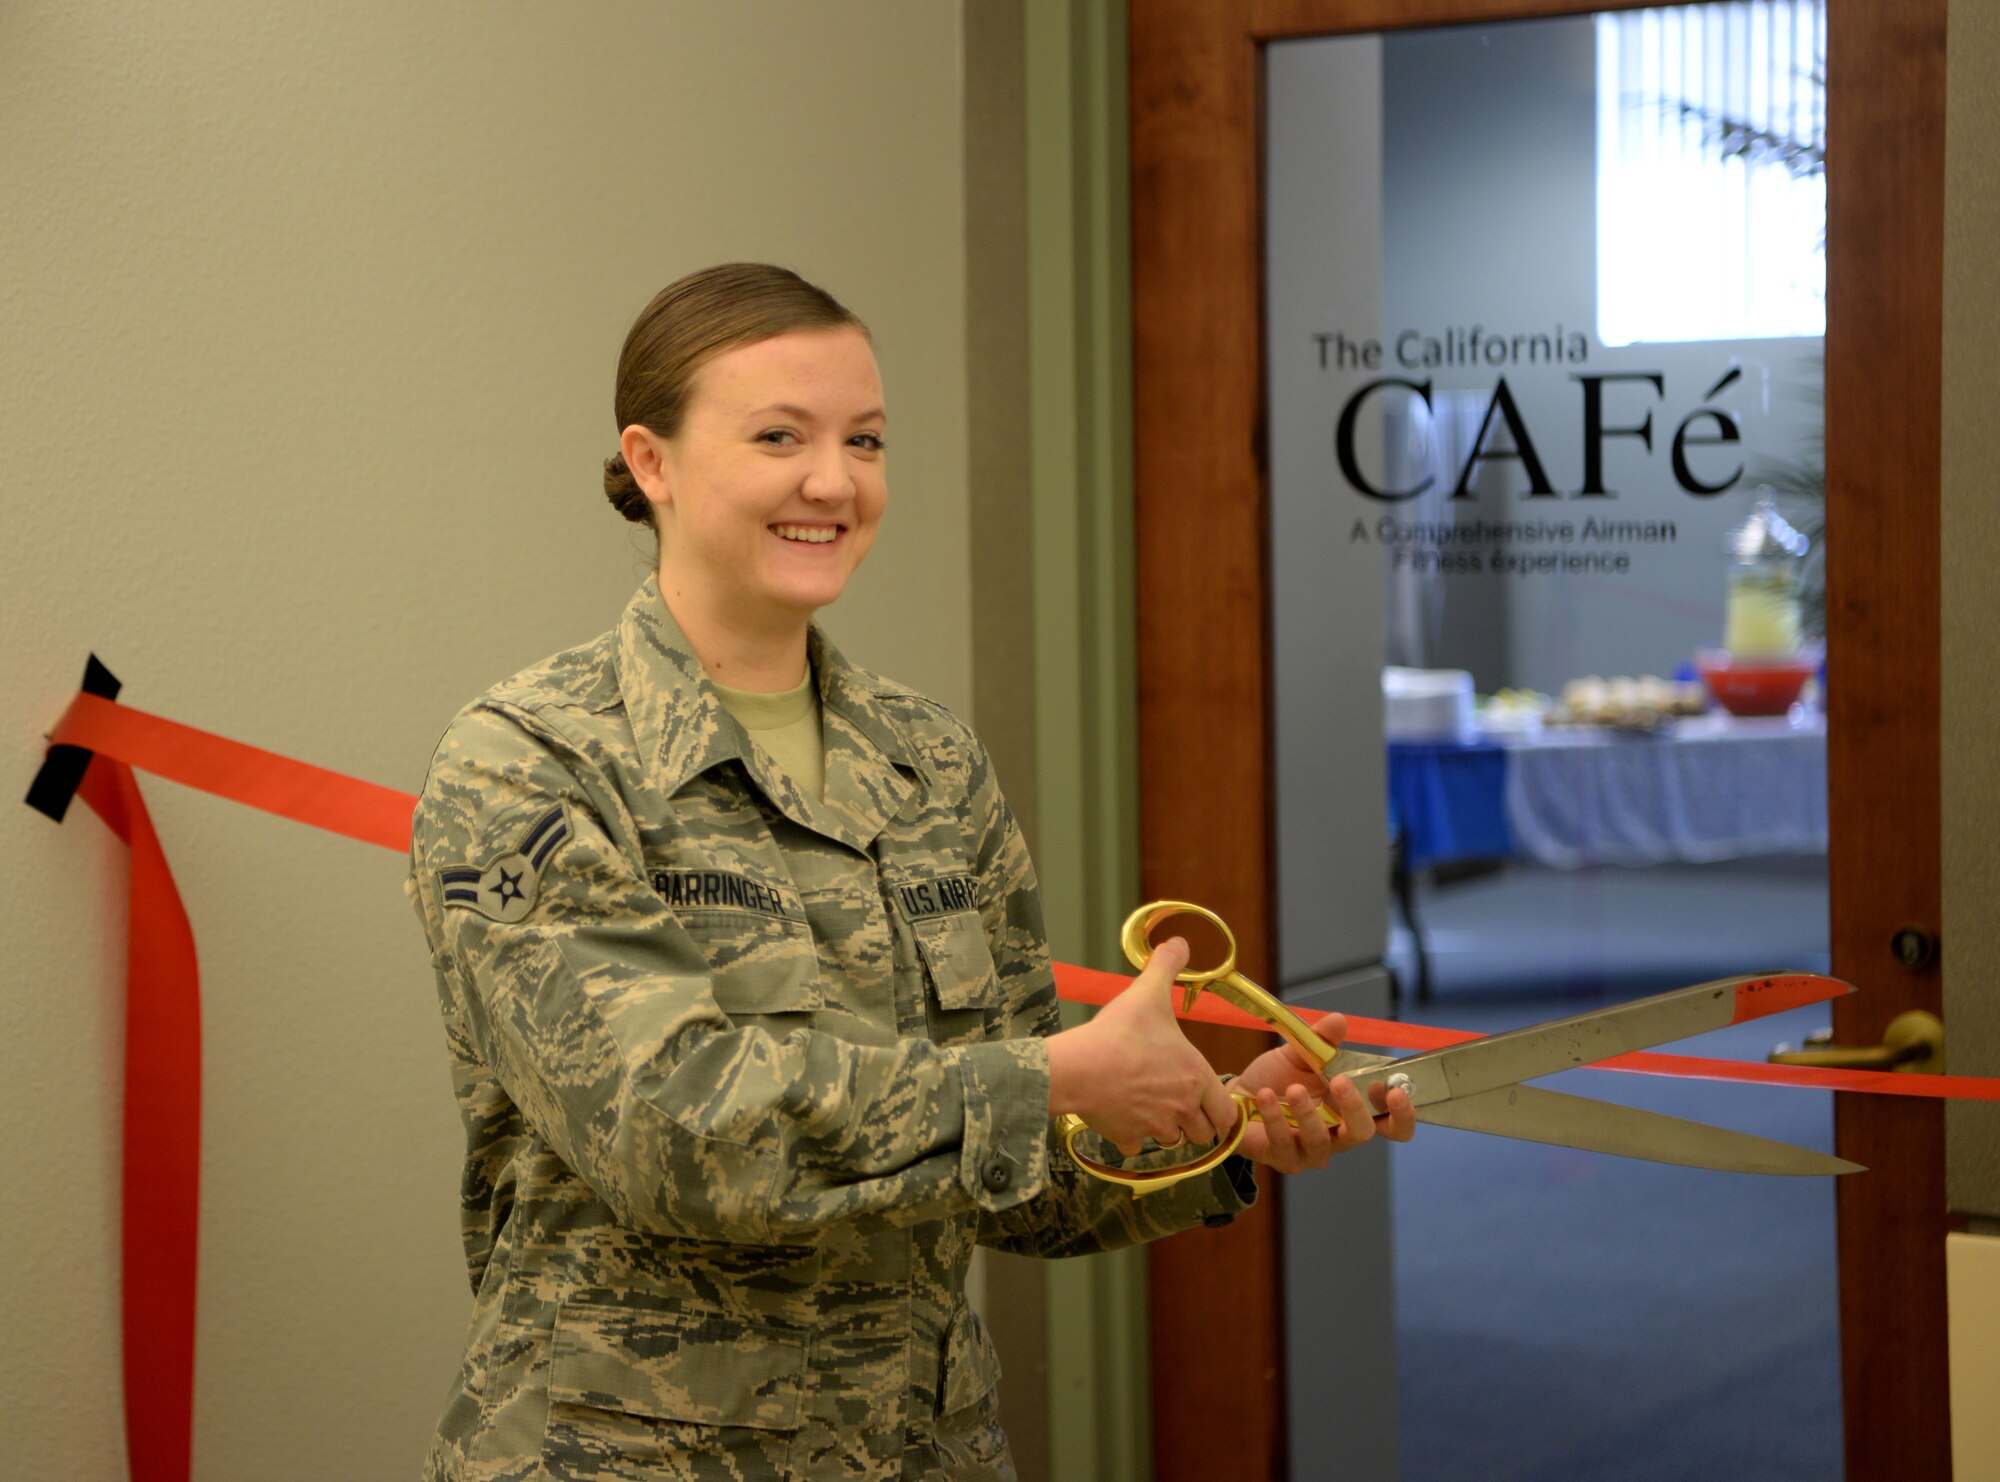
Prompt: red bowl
<box><xmin>1693</xmin><ymin>648</ymin><xmax>1819</xmax><ymax>717</ymax></box>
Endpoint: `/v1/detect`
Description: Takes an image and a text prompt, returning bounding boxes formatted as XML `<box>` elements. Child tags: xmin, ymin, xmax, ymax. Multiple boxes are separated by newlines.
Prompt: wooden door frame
<box><xmin>1822</xmin><ymin>3</ymin><xmax>1950</xmax><ymax>1479</ymax></box>
<box><xmin>1128</xmin><ymin>2</ymin><xmax>1949</xmax><ymax>1479</ymax></box>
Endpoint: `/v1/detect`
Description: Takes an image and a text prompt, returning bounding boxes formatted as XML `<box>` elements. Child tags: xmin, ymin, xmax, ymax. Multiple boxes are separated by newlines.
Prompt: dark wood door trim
<box><xmin>1130</xmin><ymin>10</ymin><xmax>1281</xmax><ymax>1475</ymax></box>
<box><xmin>1825</xmin><ymin>2</ymin><xmax>1950</xmax><ymax>1477</ymax></box>
<box><xmin>1129</xmin><ymin>1</ymin><xmax>1950</xmax><ymax>1477</ymax></box>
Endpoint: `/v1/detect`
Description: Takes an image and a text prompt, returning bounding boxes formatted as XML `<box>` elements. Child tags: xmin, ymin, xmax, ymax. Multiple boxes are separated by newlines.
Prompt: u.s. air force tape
<box><xmin>892</xmin><ymin>873</ymin><xmax>978</xmax><ymax>921</ymax></box>
<box><xmin>439</xmin><ymin>804</ymin><xmax>569</xmax><ymax>924</ymax></box>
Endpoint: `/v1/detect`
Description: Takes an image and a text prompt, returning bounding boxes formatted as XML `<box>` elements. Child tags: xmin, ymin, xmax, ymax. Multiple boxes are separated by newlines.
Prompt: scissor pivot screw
<box><xmin>1387</xmin><ymin>1073</ymin><xmax>1414</xmax><ymax>1098</ymax></box>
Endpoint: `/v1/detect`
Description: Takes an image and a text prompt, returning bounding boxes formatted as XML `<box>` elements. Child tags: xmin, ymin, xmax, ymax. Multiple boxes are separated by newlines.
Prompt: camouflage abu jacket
<box><xmin>409</xmin><ymin>578</ymin><xmax>1256</xmax><ymax>1482</ymax></box>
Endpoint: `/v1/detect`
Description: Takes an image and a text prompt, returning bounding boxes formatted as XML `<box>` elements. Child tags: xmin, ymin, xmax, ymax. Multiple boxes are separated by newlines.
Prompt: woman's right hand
<box><xmin>1044</xmin><ymin>937</ymin><xmax>1240</xmax><ymax>1156</ymax></box>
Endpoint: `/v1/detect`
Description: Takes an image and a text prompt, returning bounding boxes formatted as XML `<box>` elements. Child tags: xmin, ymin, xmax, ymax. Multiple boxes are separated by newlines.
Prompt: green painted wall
<box><xmin>1024</xmin><ymin>3</ymin><xmax>1152</xmax><ymax>1479</ymax></box>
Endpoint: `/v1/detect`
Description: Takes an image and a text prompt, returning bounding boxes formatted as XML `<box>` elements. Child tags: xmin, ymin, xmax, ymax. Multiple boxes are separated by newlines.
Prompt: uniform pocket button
<box><xmin>980</xmin><ymin>1157</ymin><xmax>1011</xmax><ymax>1192</ymax></box>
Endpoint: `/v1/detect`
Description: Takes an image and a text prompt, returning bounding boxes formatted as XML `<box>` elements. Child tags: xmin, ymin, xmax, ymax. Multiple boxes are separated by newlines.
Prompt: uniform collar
<box><xmin>617</xmin><ymin>576</ymin><xmax>920</xmax><ymax>853</ymax></box>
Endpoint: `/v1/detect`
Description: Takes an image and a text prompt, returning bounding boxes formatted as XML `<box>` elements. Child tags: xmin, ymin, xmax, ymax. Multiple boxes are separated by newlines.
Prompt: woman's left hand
<box><xmin>1228</xmin><ymin>1019</ymin><xmax>1416</xmax><ymax>1174</ymax></box>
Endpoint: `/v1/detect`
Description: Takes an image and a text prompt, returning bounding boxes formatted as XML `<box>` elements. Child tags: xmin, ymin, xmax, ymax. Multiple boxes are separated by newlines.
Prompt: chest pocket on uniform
<box><xmin>676</xmin><ymin>907</ymin><xmax>821</xmax><ymax>1029</ymax></box>
<box><xmin>912</xmin><ymin>910</ymin><xmax>1004</xmax><ymax>1037</ymax></box>
<box><xmin>888</xmin><ymin>871</ymin><xmax>1003</xmax><ymax>1042</ymax></box>
<box><xmin>913</xmin><ymin>911</ymin><xmax>1001</xmax><ymax>1011</ymax></box>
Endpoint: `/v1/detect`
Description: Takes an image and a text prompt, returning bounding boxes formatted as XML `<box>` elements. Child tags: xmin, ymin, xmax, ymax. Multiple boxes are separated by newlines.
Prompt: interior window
<box><xmin>1596</xmin><ymin>1</ymin><xmax>1825</xmax><ymax>346</ymax></box>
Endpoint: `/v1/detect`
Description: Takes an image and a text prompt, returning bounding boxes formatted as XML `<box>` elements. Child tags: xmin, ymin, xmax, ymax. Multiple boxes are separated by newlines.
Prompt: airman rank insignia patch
<box><xmin>439</xmin><ymin>804</ymin><xmax>569</xmax><ymax>924</ymax></box>
<box><xmin>891</xmin><ymin>873</ymin><xmax>979</xmax><ymax>921</ymax></box>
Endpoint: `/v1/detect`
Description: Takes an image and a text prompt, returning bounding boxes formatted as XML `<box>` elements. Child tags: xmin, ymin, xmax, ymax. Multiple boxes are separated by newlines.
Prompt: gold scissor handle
<box><xmin>1054</xmin><ymin>1097</ymin><xmax>1256</xmax><ymax>1196</ymax></box>
<box><xmin>1055</xmin><ymin>901</ymin><xmax>1353</xmax><ymax>1197</ymax></box>
<box><xmin>1057</xmin><ymin>1094</ymin><xmax>1348</xmax><ymax>1197</ymax></box>
<box><xmin>1120</xmin><ymin>900</ymin><xmax>1341</xmax><ymax>1073</ymax></box>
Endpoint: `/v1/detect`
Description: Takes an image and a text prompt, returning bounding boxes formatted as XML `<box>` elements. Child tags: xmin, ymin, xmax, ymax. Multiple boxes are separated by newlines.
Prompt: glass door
<box><xmin>1265</xmin><ymin>8</ymin><xmax>1839</xmax><ymax>1478</ymax></box>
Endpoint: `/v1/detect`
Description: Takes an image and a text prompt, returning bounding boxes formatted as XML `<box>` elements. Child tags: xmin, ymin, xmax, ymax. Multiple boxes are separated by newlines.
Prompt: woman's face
<box><xmin>647</xmin><ymin>326</ymin><xmax>886</xmax><ymax>634</ymax></box>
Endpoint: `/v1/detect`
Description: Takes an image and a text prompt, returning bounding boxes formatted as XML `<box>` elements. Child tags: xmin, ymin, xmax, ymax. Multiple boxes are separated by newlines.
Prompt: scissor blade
<box><xmin>1417</xmin><ymin>1084</ymin><xmax>1864</xmax><ymax>1176</ymax></box>
<box><xmin>1346</xmin><ymin>973</ymin><xmax>1850</xmax><ymax>1110</ymax></box>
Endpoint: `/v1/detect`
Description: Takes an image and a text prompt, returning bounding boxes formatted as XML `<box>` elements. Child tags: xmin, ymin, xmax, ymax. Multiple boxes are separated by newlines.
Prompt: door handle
<box><xmin>1768</xmin><ymin>1010</ymin><xmax>1944</xmax><ymax>1074</ymax></box>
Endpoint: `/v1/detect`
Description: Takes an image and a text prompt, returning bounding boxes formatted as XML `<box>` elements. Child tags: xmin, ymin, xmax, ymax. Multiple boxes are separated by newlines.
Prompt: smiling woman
<box><xmin>621</xmin><ymin>321</ymin><xmax>888</xmax><ymax>689</ymax></box>
<box><xmin>405</xmin><ymin>262</ymin><xmax>1410</xmax><ymax>1481</ymax></box>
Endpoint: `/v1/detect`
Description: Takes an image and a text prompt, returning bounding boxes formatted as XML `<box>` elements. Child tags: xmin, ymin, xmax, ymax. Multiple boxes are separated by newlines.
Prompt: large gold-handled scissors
<box><xmin>1057</xmin><ymin>901</ymin><xmax>1864</xmax><ymax>1195</ymax></box>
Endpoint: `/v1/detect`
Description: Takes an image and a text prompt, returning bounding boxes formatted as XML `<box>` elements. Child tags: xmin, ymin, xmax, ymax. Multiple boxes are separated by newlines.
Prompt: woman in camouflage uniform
<box><xmin>409</xmin><ymin>263</ymin><xmax>1414</xmax><ymax>1482</ymax></box>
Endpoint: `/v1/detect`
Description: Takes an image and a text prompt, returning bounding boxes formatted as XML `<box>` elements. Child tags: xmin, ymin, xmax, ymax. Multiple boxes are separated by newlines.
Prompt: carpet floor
<box><xmin>1385</xmin><ymin>860</ymin><xmax>1843</xmax><ymax>1482</ymax></box>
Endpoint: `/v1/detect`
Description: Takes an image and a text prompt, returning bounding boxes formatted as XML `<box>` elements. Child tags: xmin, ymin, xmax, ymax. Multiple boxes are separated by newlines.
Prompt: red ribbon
<box><xmin>36</xmin><ymin>687</ymin><xmax>2000</xmax><ymax>1482</ymax></box>
<box><xmin>68</xmin><ymin>756</ymin><xmax>201</xmax><ymax>1482</ymax></box>
<box><xmin>53</xmin><ymin>692</ymin><xmax>414</xmax><ymax>851</ymax></box>
<box><xmin>46</xmin><ymin>689</ymin><xmax>2000</xmax><ymax>1101</ymax></box>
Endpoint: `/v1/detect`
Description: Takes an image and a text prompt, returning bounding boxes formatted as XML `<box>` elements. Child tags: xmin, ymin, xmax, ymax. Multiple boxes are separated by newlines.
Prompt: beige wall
<box><xmin>1</xmin><ymin>5</ymin><xmax>975</xmax><ymax>1477</ymax></box>
<box><xmin>1948</xmin><ymin>1233</ymin><xmax>2000</xmax><ymax>1482</ymax></box>
<box><xmin>1944</xmin><ymin>0</ymin><xmax>2000</xmax><ymax>1460</ymax></box>
<box><xmin>1945</xmin><ymin>0</ymin><xmax>2000</xmax><ymax>1220</ymax></box>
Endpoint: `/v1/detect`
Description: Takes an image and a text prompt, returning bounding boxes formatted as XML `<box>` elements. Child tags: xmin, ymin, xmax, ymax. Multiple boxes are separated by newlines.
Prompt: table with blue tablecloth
<box><xmin>1388</xmin><ymin>738</ymin><xmax>1515</xmax><ymax>871</ymax></box>
<box><xmin>1387</xmin><ymin>712</ymin><xmax>1828</xmax><ymax>997</ymax></box>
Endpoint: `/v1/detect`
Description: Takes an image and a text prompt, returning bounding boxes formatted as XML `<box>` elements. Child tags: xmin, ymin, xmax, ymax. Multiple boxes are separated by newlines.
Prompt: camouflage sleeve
<box><xmin>411</xmin><ymin>701</ymin><xmax>1056</xmax><ymax>1244</ymax></box>
<box><xmin>953</xmin><ymin>736</ymin><xmax>1260</xmax><ymax>1257</ymax></box>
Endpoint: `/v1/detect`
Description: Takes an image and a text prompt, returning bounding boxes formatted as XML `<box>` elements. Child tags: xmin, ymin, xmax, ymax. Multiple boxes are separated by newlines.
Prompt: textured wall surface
<box><xmin>1944</xmin><ymin>0</ymin><xmax>2000</xmax><ymax>1222</ymax></box>
<box><xmin>1948</xmin><ymin>1232</ymin><xmax>2000</xmax><ymax>1481</ymax></box>
<box><xmin>1941</xmin><ymin>0</ymin><xmax>2000</xmax><ymax>1454</ymax></box>
<box><xmin>1</xmin><ymin>5</ymin><xmax>972</xmax><ymax>1477</ymax></box>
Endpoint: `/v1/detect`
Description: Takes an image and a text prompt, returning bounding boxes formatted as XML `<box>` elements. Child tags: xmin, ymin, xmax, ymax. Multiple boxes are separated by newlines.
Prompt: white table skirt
<box><xmin>1501</xmin><ymin>712</ymin><xmax>1828</xmax><ymax>869</ymax></box>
